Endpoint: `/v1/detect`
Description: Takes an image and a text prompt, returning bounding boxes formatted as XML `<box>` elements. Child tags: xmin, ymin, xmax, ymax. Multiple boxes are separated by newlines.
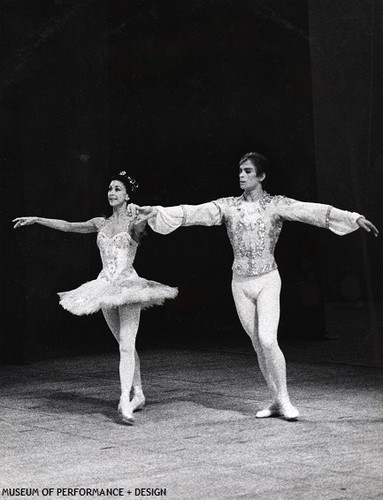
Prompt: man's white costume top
<box><xmin>148</xmin><ymin>193</ymin><xmax>361</xmax><ymax>277</ymax></box>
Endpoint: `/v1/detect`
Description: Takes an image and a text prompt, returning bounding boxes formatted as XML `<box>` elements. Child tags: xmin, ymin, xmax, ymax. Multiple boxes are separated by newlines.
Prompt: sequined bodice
<box><xmin>97</xmin><ymin>231</ymin><xmax>138</xmax><ymax>281</ymax></box>
<box><xmin>219</xmin><ymin>194</ymin><xmax>283</xmax><ymax>276</ymax></box>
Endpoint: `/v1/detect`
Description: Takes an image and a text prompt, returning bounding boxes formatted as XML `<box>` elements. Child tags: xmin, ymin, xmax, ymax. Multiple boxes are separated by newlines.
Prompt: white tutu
<box><xmin>58</xmin><ymin>229</ymin><xmax>178</xmax><ymax>315</ymax></box>
<box><xmin>58</xmin><ymin>269</ymin><xmax>178</xmax><ymax>315</ymax></box>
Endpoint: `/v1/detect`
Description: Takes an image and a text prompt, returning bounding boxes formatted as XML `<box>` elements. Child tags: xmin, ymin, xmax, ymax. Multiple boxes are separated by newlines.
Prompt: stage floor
<box><xmin>1</xmin><ymin>345</ymin><xmax>382</xmax><ymax>500</ymax></box>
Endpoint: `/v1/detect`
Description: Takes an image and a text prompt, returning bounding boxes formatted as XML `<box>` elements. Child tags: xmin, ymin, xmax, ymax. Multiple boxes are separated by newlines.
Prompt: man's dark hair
<box><xmin>239</xmin><ymin>152</ymin><xmax>269</xmax><ymax>177</ymax></box>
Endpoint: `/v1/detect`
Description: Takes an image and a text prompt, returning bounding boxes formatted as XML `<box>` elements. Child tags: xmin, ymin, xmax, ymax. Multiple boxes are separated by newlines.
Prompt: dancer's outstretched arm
<box><xmin>129</xmin><ymin>201</ymin><xmax>225</xmax><ymax>234</ymax></box>
<box><xmin>273</xmin><ymin>197</ymin><xmax>379</xmax><ymax>237</ymax></box>
<box><xmin>13</xmin><ymin>216</ymin><xmax>105</xmax><ymax>233</ymax></box>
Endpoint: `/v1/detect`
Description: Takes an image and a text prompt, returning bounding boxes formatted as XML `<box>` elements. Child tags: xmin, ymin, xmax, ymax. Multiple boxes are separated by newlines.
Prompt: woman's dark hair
<box><xmin>239</xmin><ymin>152</ymin><xmax>269</xmax><ymax>177</ymax></box>
<box><xmin>110</xmin><ymin>171</ymin><xmax>139</xmax><ymax>195</ymax></box>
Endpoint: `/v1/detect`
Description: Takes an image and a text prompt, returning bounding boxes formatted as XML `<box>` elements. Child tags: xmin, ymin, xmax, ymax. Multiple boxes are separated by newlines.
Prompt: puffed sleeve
<box><xmin>148</xmin><ymin>200</ymin><xmax>226</xmax><ymax>234</ymax></box>
<box><xmin>147</xmin><ymin>206</ymin><xmax>184</xmax><ymax>234</ymax></box>
<box><xmin>274</xmin><ymin>196</ymin><xmax>362</xmax><ymax>235</ymax></box>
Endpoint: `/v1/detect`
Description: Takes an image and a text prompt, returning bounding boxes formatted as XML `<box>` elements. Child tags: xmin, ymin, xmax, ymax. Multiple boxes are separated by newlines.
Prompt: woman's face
<box><xmin>108</xmin><ymin>180</ymin><xmax>129</xmax><ymax>206</ymax></box>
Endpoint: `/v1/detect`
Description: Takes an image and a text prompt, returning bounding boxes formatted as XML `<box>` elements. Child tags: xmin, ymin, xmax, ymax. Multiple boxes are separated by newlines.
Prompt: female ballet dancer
<box><xmin>131</xmin><ymin>152</ymin><xmax>378</xmax><ymax>421</ymax></box>
<box><xmin>13</xmin><ymin>171</ymin><xmax>178</xmax><ymax>425</ymax></box>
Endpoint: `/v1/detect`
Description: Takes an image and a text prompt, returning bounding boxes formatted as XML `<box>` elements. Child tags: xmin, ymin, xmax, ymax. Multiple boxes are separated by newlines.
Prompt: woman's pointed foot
<box><xmin>131</xmin><ymin>391</ymin><xmax>146</xmax><ymax>412</ymax></box>
<box><xmin>121</xmin><ymin>411</ymin><xmax>135</xmax><ymax>425</ymax></box>
<box><xmin>118</xmin><ymin>397</ymin><xmax>135</xmax><ymax>425</ymax></box>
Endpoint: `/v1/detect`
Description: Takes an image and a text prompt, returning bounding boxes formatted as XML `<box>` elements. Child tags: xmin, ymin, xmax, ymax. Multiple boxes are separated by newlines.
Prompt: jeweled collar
<box><xmin>240</xmin><ymin>191</ymin><xmax>271</xmax><ymax>207</ymax></box>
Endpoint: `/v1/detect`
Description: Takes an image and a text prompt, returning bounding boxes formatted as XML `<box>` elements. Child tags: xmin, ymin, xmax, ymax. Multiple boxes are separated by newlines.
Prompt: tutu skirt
<box><xmin>58</xmin><ymin>269</ymin><xmax>178</xmax><ymax>316</ymax></box>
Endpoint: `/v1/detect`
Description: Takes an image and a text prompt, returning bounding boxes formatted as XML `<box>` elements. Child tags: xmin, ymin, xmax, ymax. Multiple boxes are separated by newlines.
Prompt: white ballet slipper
<box><xmin>130</xmin><ymin>391</ymin><xmax>146</xmax><ymax>412</ymax></box>
<box><xmin>280</xmin><ymin>404</ymin><xmax>299</xmax><ymax>421</ymax></box>
<box><xmin>118</xmin><ymin>396</ymin><xmax>135</xmax><ymax>425</ymax></box>
<box><xmin>256</xmin><ymin>402</ymin><xmax>299</xmax><ymax>421</ymax></box>
<box><xmin>256</xmin><ymin>403</ymin><xmax>281</xmax><ymax>419</ymax></box>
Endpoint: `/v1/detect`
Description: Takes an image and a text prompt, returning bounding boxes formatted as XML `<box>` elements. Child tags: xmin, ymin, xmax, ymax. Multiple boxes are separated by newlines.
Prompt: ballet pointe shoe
<box><xmin>118</xmin><ymin>396</ymin><xmax>135</xmax><ymax>426</ymax></box>
<box><xmin>256</xmin><ymin>402</ymin><xmax>299</xmax><ymax>421</ymax></box>
<box><xmin>130</xmin><ymin>391</ymin><xmax>146</xmax><ymax>412</ymax></box>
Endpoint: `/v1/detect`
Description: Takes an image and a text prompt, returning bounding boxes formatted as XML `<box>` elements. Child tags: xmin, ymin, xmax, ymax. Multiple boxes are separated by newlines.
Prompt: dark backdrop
<box><xmin>1</xmin><ymin>0</ymin><xmax>381</xmax><ymax>363</ymax></box>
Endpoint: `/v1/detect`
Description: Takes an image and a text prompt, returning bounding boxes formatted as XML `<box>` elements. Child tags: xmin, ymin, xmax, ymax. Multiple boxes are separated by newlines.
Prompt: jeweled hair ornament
<box><xmin>118</xmin><ymin>171</ymin><xmax>139</xmax><ymax>193</ymax></box>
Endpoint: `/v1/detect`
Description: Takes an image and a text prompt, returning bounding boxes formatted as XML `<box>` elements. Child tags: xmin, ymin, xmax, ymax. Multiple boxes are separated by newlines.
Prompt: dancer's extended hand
<box><xmin>13</xmin><ymin>217</ymin><xmax>38</xmax><ymax>229</ymax></box>
<box><xmin>126</xmin><ymin>204</ymin><xmax>155</xmax><ymax>223</ymax></box>
<box><xmin>357</xmin><ymin>217</ymin><xmax>379</xmax><ymax>237</ymax></box>
<box><xmin>126</xmin><ymin>203</ymin><xmax>139</xmax><ymax>218</ymax></box>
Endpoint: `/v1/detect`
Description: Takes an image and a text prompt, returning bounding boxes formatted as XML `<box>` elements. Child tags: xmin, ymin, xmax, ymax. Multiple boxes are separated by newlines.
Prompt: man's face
<box><xmin>239</xmin><ymin>160</ymin><xmax>265</xmax><ymax>191</ymax></box>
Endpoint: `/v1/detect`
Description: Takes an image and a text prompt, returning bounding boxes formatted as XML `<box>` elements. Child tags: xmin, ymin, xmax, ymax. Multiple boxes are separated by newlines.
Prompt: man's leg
<box><xmin>255</xmin><ymin>271</ymin><xmax>299</xmax><ymax>420</ymax></box>
<box><xmin>232</xmin><ymin>276</ymin><xmax>277</xmax><ymax>398</ymax></box>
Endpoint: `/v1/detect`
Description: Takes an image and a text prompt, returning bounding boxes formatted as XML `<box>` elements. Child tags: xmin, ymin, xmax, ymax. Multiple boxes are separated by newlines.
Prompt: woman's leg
<box><xmin>102</xmin><ymin>307</ymin><xmax>145</xmax><ymax>411</ymax></box>
<box><xmin>255</xmin><ymin>272</ymin><xmax>299</xmax><ymax>420</ymax></box>
<box><xmin>116</xmin><ymin>304</ymin><xmax>141</xmax><ymax>423</ymax></box>
<box><xmin>231</xmin><ymin>278</ymin><xmax>277</xmax><ymax>398</ymax></box>
<box><xmin>131</xmin><ymin>351</ymin><xmax>145</xmax><ymax>411</ymax></box>
<box><xmin>102</xmin><ymin>306</ymin><xmax>120</xmax><ymax>342</ymax></box>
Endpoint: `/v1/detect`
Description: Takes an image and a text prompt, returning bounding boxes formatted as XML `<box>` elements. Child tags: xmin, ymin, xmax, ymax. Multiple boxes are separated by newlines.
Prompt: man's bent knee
<box><xmin>258</xmin><ymin>334</ymin><xmax>279</xmax><ymax>351</ymax></box>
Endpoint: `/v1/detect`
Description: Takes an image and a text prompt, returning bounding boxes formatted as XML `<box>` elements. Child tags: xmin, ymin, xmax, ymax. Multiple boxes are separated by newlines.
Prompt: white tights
<box><xmin>231</xmin><ymin>270</ymin><xmax>293</xmax><ymax>407</ymax></box>
<box><xmin>102</xmin><ymin>305</ymin><xmax>142</xmax><ymax>400</ymax></box>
